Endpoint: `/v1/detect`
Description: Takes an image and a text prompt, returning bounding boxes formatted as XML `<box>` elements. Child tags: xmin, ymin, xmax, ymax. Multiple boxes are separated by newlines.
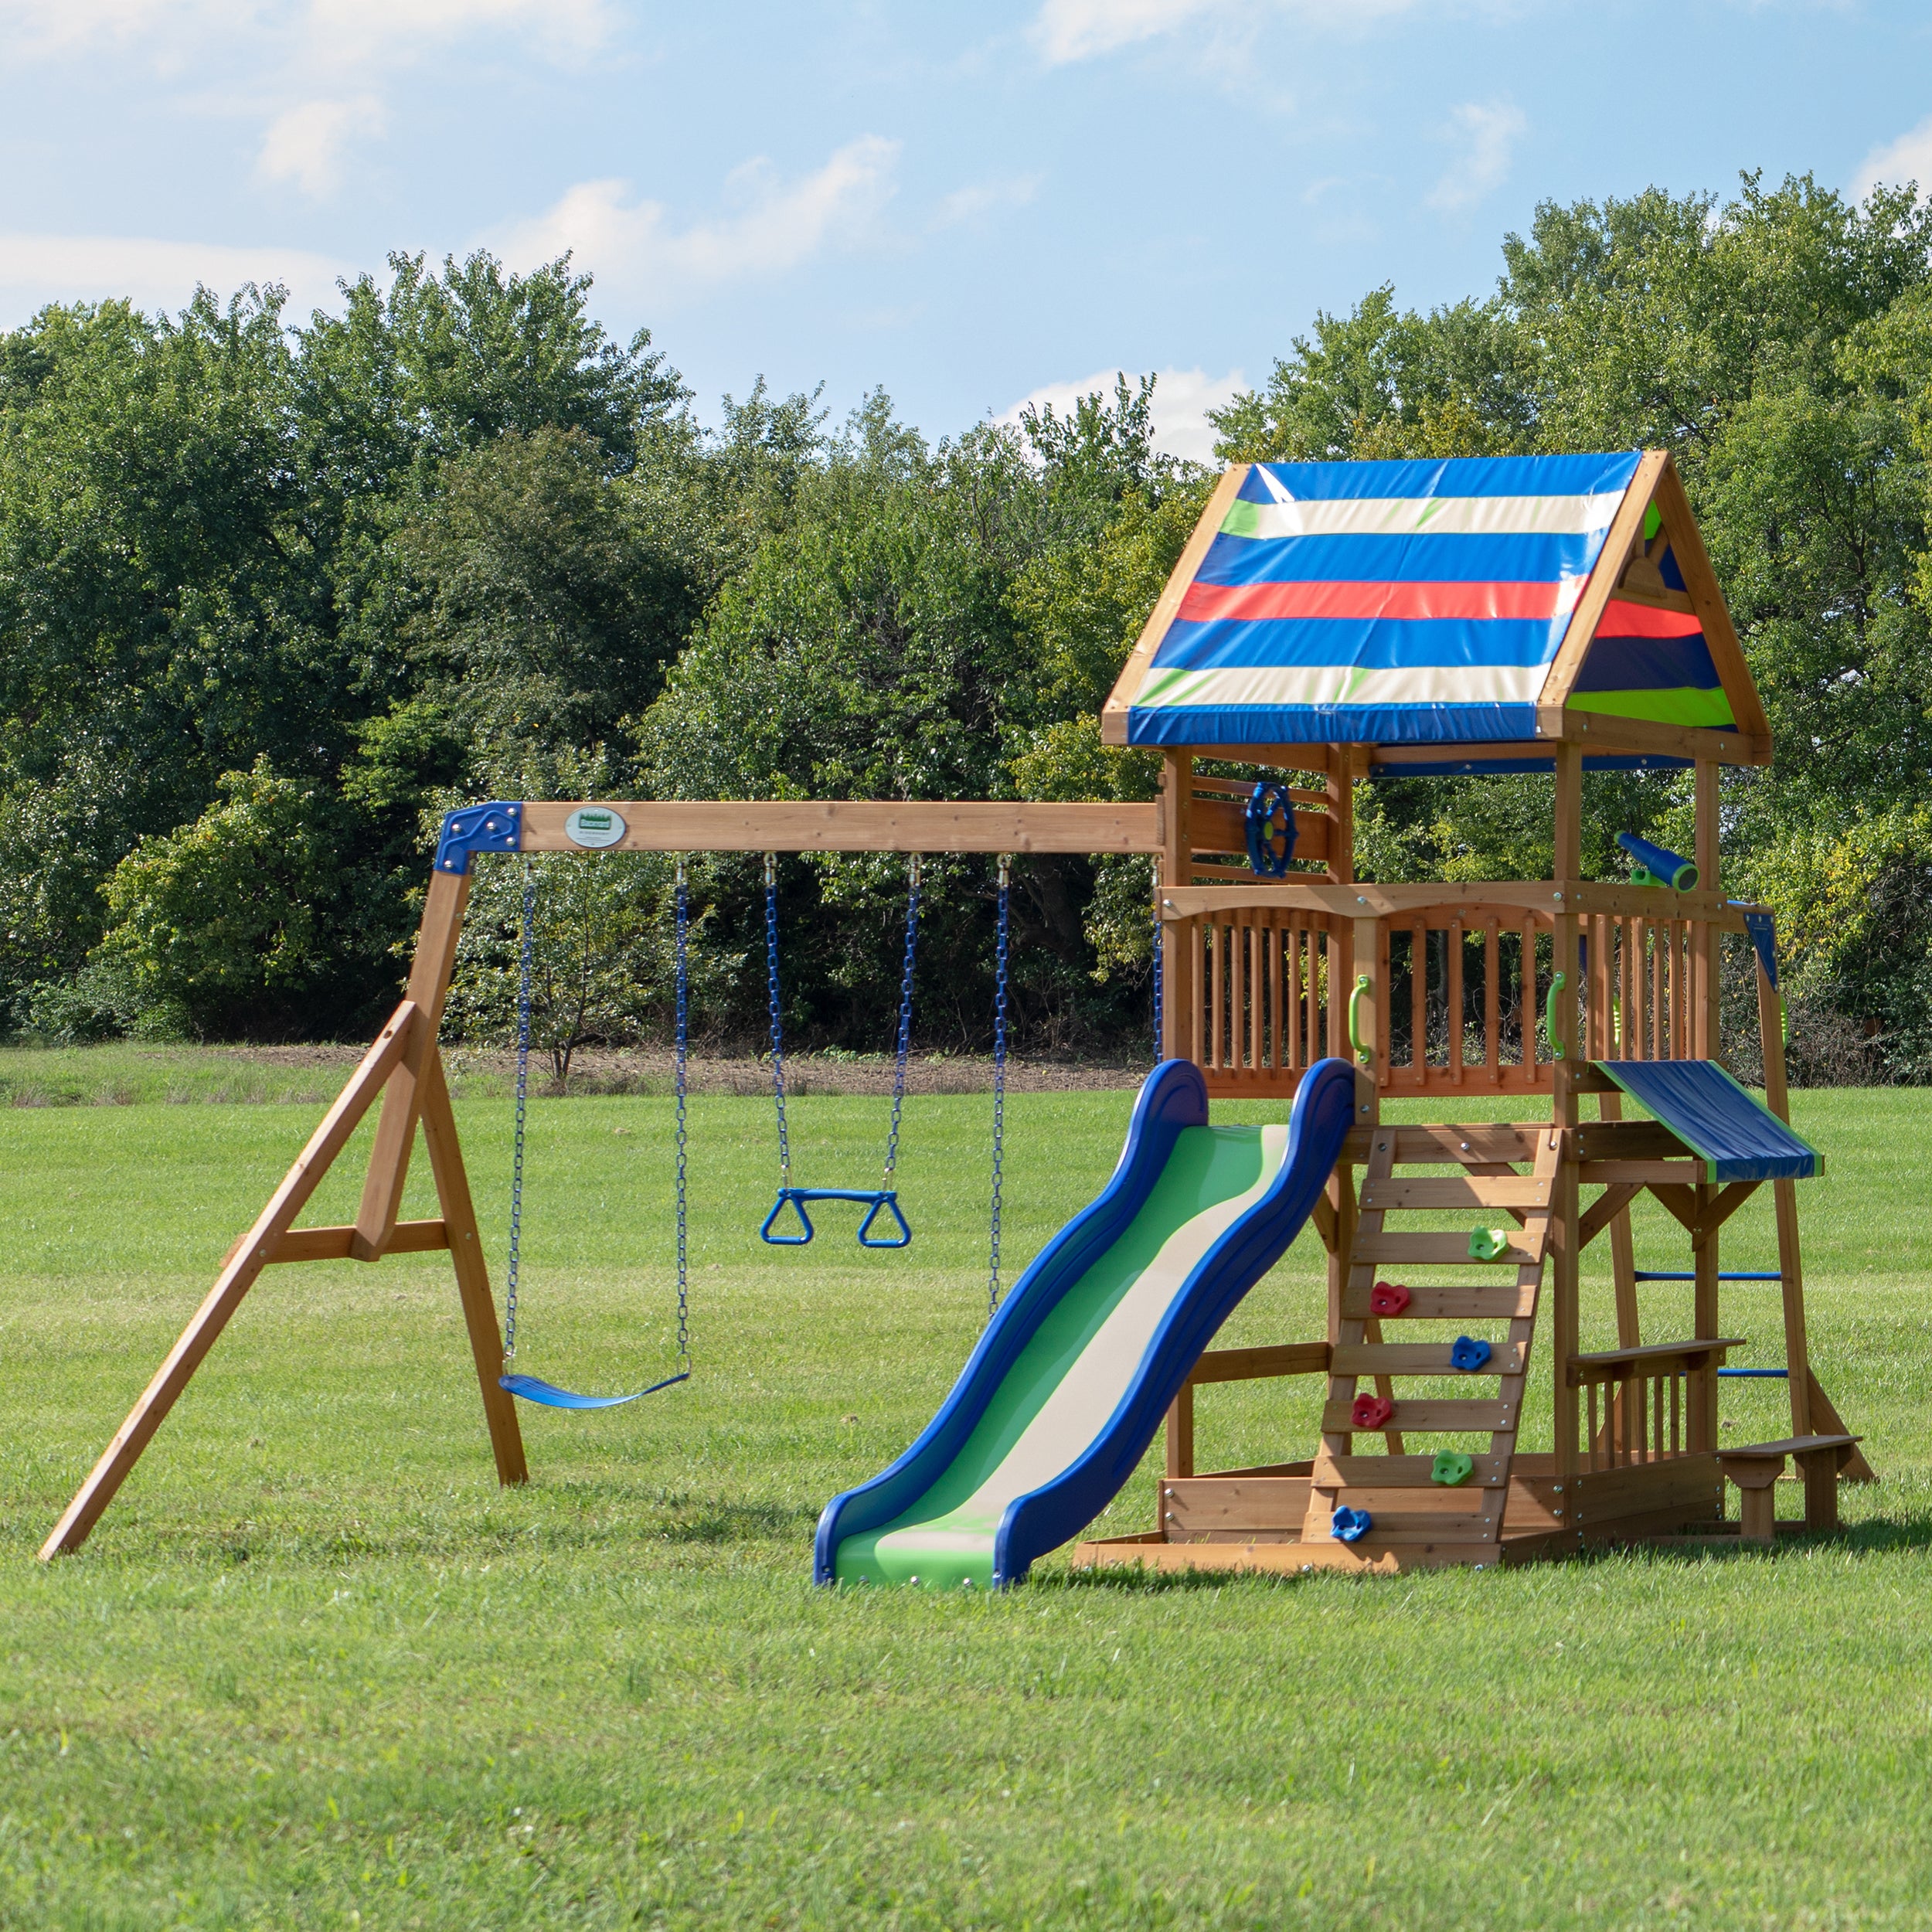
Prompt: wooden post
<box><xmin>417</xmin><ymin>1046</ymin><xmax>528</xmax><ymax>1485</ymax></box>
<box><xmin>1551</xmin><ymin>744</ymin><xmax>1583</xmax><ymax>1478</ymax></box>
<box><xmin>1164</xmin><ymin>1383</ymin><xmax>1195</xmax><ymax>1482</ymax></box>
<box><xmin>1755</xmin><ymin>951</ymin><xmax>1815</xmax><ymax>1440</ymax></box>
<box><xmin>1690</xmin><ymin>1182</ymin><xmax>1720</xmax><ymax>1451</ymax></box>
<box><xmin>354</xmin><ymin>869</ymin><xmax>472</xmax><ymax>1257</ymax></box>
<box><xmin>1326</xmin><ymin>744</ymin><xmax>1355</xmax><ymax>885</ymax></box>
<box><xmin>1161</xmin><ymin>753</ymin><xmax>1193</xmax><ymax>1060</ymax></box>
<box><xmin>41</xmin><ymin>1003</ymin><xmax>421</xmax><ymax>1558</ymax></box>
<box><xmin>1694</xmin><ymin>760</ymin><xmax>1720</xmax><ymax>1058</ymax></box>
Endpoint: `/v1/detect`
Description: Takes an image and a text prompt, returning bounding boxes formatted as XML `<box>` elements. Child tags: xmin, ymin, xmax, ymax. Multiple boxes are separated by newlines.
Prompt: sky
<box><xmin>1</xmin><ymin>1</ymin><xmax>1930</xmax><ymax>460</ymax></box>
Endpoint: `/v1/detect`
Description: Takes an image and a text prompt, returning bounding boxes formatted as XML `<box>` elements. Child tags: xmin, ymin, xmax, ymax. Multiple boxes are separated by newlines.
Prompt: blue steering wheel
<box><xmin>1244</xmin><ymin>781</ymin><xmax>1298</xmax><ymax>878</ymax></box>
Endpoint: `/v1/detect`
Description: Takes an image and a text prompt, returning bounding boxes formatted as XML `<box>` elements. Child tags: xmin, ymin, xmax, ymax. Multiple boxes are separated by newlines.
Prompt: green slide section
<box><xmin>834</xmin><ymin>1125</ymin><xmax>1269</xmax><ymax>1590</ymax></box>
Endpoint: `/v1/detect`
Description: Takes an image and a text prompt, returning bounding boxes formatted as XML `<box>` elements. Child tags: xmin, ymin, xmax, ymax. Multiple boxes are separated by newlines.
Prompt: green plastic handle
<box><xmin>1349</xmin><ymin>973</ymin><xmax>1372</xmax><ymax>1066</ymax></box>
<box><xmin>1545</xmin><ymin>970</ymin><xmax>1567</xmax><ymax>1062</ymax></box>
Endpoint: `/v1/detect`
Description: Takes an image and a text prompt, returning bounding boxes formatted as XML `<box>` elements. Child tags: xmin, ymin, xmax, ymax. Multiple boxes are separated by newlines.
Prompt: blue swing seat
<box><xmin>760</xmin><ymin>1186</ymin><xmax>912</xmax><ymax>1249</ymax></box>
<box><xmin>499</xmin><ymin>1369</ymin><xmax>690</xmax><ymax>1410</ymax></box>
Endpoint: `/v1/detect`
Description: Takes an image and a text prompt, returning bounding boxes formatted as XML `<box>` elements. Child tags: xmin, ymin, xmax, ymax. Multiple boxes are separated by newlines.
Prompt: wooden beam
<box><xmin>267</xmin><ymin>1219</ymin><xmax>449</xmax><ymax>1263</ymax></box>
<box><xmin>1693</xmin><ymin>1181</ymin><xmax>1760</xmax><ymax>1246</ymax></box>
<box><xmin>1577</xmin><ymin>1182</ymin><xmax>1643</xmax><ymax>1252</ymax></box>
<box><xmin>1542</xmin><ymin>451</ymin><xmax>1671</xmax><ymax>711</ymax></box>
<box><xmin>40</xmin><ymin>1002</ymin><xmax>420</xmax><ymax>1559</ymax></box>
<box><xmin>1160</xmin><ymin>753</ymin><xmax>1192</xmax><ymax>1058</ymax></box>
<box><xmin>1100</xmin><ymin>464</ymin><xmax>1249</xmax><ymax>744</ymax></box>
<box><xmin>519</xmin><ymin>799</ymin><xmax>1164</xmax><ymax>855</ymax></box>
<box><xmin>1535</xmin><ymin>706</ymin><xmax>1771</xmax><ymax>767</ymax></box>
<box><xmin>1187</xmin><ymin>1342</ymin><xmax>1331</xmax><ymax>1385</ymax></box>
<box><xmin>353</xmin><ymin>869</ymin><xmax>471</xmax><ymax>1258</ymax></box>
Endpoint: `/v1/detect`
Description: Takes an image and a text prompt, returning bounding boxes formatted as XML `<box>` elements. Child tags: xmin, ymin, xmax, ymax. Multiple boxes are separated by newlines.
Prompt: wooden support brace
<box><xmin>41</xmin><ymin>1002</ymin><xmax>420</xmax><ymax>1559</ymax></box>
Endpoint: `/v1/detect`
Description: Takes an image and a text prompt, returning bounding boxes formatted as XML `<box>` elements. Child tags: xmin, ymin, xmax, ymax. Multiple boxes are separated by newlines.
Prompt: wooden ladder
<box><xmin>1303</xmin><ymin>1124</ymin><xmax>1560</xmax><ymax>1556</ymax></box>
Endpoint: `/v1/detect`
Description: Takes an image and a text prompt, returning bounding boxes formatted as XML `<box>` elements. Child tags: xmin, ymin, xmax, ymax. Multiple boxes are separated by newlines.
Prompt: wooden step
<box><xmin>1340</xmin><ymin>1282</ymin><xmax>1538</xmax><ymax>1321</ymax></box>
<box><xmin>1359</xmin><ymin>1175</ymin><xmax>1553</xmax><ymax>1211</ymax></box>
<box><xmin>1321</xmin><ymin>1396</ymin><xmax>1518</xmax><ymax>1434</ymax></box>
<box><xmin>1331</xmin><ymin>1341</ymin><xmax>1528</xmax><ymax>1377</ymax></box>
<box><xmin>1311</xmin><ymin>1451</ymin><xmax>1511</xmax><ymax>1487</ymax></box>
<box><xmin>1353</xmin><ymin>1229</ymin><xmax>1546</xmax><ymax>1266</ymax></box>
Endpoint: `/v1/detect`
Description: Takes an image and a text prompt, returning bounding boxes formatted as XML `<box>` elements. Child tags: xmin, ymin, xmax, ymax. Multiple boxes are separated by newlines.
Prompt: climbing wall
<box><xmin>1303</xmin><ymin>1122</ymin><xmax>1559</xmax><ymax>1555</ymax></box>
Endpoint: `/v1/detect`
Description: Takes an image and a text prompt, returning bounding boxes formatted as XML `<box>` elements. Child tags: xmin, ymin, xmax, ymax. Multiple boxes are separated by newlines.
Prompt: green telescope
<box><xmin>1616</xmin><ymin>832</ymin><xmax>1699</xmax><ymax>891</ymax></box>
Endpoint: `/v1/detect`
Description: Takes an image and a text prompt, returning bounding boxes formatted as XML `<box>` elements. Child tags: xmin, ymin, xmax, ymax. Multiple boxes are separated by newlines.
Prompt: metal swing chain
<box><xmin>503</xmin><ymin>858</ymin><xmax>537</xmax><ymax>1362</ymax></box>
<box><xmin>988</xmin><ymin>853</ymin><xmax>1010</xmax><ymax>1318</ymax></box>
<box><xmin>1151</xmin><ymin>854</ymin><xmax>1164</xmax><ymax>1065</ymax></box>
<box><xmin>673</xmin><ymin>857</ymin><xmax>690</xmax><ymax>1372</ymax></box>
<box><xmin>883</xmin><ymin>853</ymin><xmax>921</xmax><ymax>1186</ymax></box>
<box><xmin>764</xmin><ymin>851</ymin><xmax>790</xmax><ymax>1189</ymax></box>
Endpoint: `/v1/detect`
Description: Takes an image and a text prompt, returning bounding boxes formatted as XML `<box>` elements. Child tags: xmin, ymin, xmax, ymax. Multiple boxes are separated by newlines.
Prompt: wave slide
<box><xmin>815</xmin><ymin>1055</ymin><xmax>1359</xmax><ymax>1590</ymax></box>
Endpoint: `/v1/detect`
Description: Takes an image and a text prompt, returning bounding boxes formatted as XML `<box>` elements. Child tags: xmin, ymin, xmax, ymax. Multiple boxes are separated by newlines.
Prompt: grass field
<box><xmin>4</xmin><ymin>1055</ymin><xmax>1931</xmax><ymax>1929</ymax></box>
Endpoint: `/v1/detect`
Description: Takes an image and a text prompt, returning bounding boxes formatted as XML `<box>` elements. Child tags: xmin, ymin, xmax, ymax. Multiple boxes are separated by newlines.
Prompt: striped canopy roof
<box><xmin>1108</xmin><ymin>452</ymin><xmax>1754</xmax><ymax>765</ymax></box>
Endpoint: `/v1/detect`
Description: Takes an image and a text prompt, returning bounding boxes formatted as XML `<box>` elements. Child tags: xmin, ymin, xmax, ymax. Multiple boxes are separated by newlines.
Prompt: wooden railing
<box><xmin>1568</xmin><ymin>1339</ymin><xmax>1739</xmax><ymax>1467</ymax></box>
<box><xmin>1189</xmin><ymin>910</ymin><xmax>1343</xmax><ymax>1086</ymax></box>
<box><xmin>1161</xmin><ymin>882</ymin><xmax>1756</xmax><ymax>1097</ymax></box>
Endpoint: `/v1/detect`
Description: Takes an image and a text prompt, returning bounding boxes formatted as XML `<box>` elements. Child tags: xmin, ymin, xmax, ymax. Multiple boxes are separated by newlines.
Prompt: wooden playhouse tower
<box><xmin>1074</xmin><ymin>447</ymin><xmax>1869</xmax><ymax>1573</ymax></box>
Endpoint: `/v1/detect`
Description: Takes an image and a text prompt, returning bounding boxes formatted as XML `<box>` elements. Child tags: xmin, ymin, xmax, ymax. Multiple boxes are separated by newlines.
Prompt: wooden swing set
<box><xmin>43</xmin><ymin>447</ymin><xmax>1869</xmax><ymax>1570</ymax></box>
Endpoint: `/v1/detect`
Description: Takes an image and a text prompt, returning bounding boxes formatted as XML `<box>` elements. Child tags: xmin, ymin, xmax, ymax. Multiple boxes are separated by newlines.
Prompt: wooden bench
<box><xmin>1717</xmin><ymin>1434</ymin><xmax>1862</xmax><ymax>1541</ymax></box>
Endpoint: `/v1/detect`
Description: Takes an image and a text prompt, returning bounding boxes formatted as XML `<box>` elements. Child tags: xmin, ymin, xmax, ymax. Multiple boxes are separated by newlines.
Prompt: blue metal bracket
<box><xmin>435</xmin><ymin>801</ymin><xmax>524</xmax><ymax>876</ymax></box>
<box><xmin>760</xmin><ymin>1187</ymin><xmax>913</xmax><ymax>1249</ymax></box>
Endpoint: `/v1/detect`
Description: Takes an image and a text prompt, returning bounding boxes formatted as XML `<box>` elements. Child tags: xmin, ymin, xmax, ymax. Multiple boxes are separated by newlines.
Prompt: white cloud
<box><xmin>0</xmin><ymin>0</ymin><xmax>611</xmax><ymax>56</ymax></box>
<box><xmin>302</xmin><ymin>0</ymin><xmax>611</xmax><ymax>62</ymax></box>
<box><xmin>1030</xmin><ymin>0</ymin><xmax>1419</xmax><ymax>64</ymax></box>
<box><xmin>998</xmin><ymin>365</ymin><xmax>1244</xmax><ymax>464</ymax></box>
<box><xmin>1853</xmin><ymin>115</ymin><xmax>1932</xmax><ymax>204</ymax></box>
<box><xmin>258</xmin><ymin>94</ymin><xmax>385</xmax><ymax>198</ymax></box>
<box><xmin>492</xmin><ymin>137</ymin><xmax>901</xmax><ymax>301</ymax></box>
<box><xmin>0</xmin><ymin>0</ymin><xmax>252</xmax><ymax>52</ymax></box>
<box><xmin>934</xmin><ymin>175</ymin><xmax>1043</xmax><ymax>228</ymax></box>
<box><xmin>1032</xmin><ymin>0</ymin><xmax>1223</xmax><ymax>63</ymax></box>
<box><xmin>0</xmin><ymin>230</ymin><xmax>348</xmax><ymax>321</ymax></box>
<box><xmin>1425</xmin><ymin>99</ymin><xmax>1527</xmax><ymax>212</ymax></box>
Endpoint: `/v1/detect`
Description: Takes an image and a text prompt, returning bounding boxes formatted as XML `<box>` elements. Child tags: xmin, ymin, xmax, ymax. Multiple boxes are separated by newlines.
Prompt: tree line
<box><xmin>4</xmin><ymin>172</ymin><xmax>1932</xmax><ymax>1079</ymax></box>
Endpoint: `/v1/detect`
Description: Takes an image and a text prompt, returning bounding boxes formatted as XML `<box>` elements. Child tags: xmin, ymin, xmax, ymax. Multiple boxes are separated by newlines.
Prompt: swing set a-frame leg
<box><xmin>40</xmin><ymin>872</ymin><xmax>528</xmax><ymax>1560</ymax></box>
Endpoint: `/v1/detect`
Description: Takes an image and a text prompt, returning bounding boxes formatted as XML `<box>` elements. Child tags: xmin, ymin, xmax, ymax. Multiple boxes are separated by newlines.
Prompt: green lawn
<box><xmin>3</xmin><ymin>1066</ymin><xmax>1931</xmax><ymax>1928</ymax></box>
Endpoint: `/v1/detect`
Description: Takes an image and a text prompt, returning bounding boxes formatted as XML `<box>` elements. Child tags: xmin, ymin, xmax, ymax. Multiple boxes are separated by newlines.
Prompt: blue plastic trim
<box><xmin>499</xmin><ymin>1369</ymin><xmax>689</xmax><ymax>1410</ymax></box>
<box><xmin>761</xmin><ymin>1186</ymin><xmax>912</xmax><ymax>1249</ymax></box>
<box><xmin>813</xmin><ymin>1056</ymin><xmax>1360</xmax><ymax>1588</ymax></box>
<box><xmin>435</xmin><ymin>801</ymin><xmax>523</xmax><ymax>875</ymax></box>
<box><xmin>1716</xmin><ymin>1368</ymin><xmax>1790</xmax><ymax>1379</ymax></box>
<box><xmin>1741</xmin><ymin>907</ymin><xmax>1779</xmax><ymax>992</ymax></box>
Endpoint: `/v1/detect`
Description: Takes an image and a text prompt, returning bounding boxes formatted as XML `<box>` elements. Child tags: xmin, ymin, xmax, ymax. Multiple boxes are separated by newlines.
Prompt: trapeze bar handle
<box><xmin>855</xmin><ymin>1192</ymin><xmax>913</xmax><ymax>1249</ymax></box>
<box><xmin>761</xmin><ymin>1187</ymin><xmax>912</xmax><ymax>1249</ymax></box>
<box><xmin>760</xmin><ymin>1189</ymin><xmax>816</xmax><ymax>1245</ymax></box>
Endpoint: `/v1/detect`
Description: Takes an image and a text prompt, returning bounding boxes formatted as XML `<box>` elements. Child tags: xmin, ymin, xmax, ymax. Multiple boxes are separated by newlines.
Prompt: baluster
<box><xmin>1448</xmin><ymin>918</ymin><xmax>1465</xmax><ymax>1084</ymax></box>
<box><xmin>1485</xmin><ymin>919</ymin><xmax>1501</xmax><ymax>1086</ymax></box>
<box><xmin>1268</xmin><ymin>918</ymin><xmax>1283</xmax><ymax>1070</ymax></box>
<box><xmin>1410</xmin><ymin>920</ymin><xmax>1427</xmax><ymax>1075</ymax></box>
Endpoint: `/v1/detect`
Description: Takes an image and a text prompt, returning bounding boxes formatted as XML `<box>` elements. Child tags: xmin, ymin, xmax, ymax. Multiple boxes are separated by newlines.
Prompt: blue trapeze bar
<box><xmin>499</xmin><ymin>1369</ymin><xmax>691</xmax><ymax>1410</ymax></box>
<box><xmin>760</xmin><ymin>1187</ymin><xmax>913</xmax><ymax>1249</ymax></box>
<box><xmin>1634</xmin><ymin>1270</ymin><xmax>1784</xmax><ymax>1282</ymax></box>
<box><xmin>1716</xmin><ymin>1368</ymin><xmax>1790</xmax><ymax>1379</ymax></box>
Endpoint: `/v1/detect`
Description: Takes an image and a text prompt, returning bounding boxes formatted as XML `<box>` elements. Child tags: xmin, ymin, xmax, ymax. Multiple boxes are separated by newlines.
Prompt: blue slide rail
<box><xmin>814</xmin><ymin>1055</ymin><xmax>1359</xmax><ymax>1587</ymax></box>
